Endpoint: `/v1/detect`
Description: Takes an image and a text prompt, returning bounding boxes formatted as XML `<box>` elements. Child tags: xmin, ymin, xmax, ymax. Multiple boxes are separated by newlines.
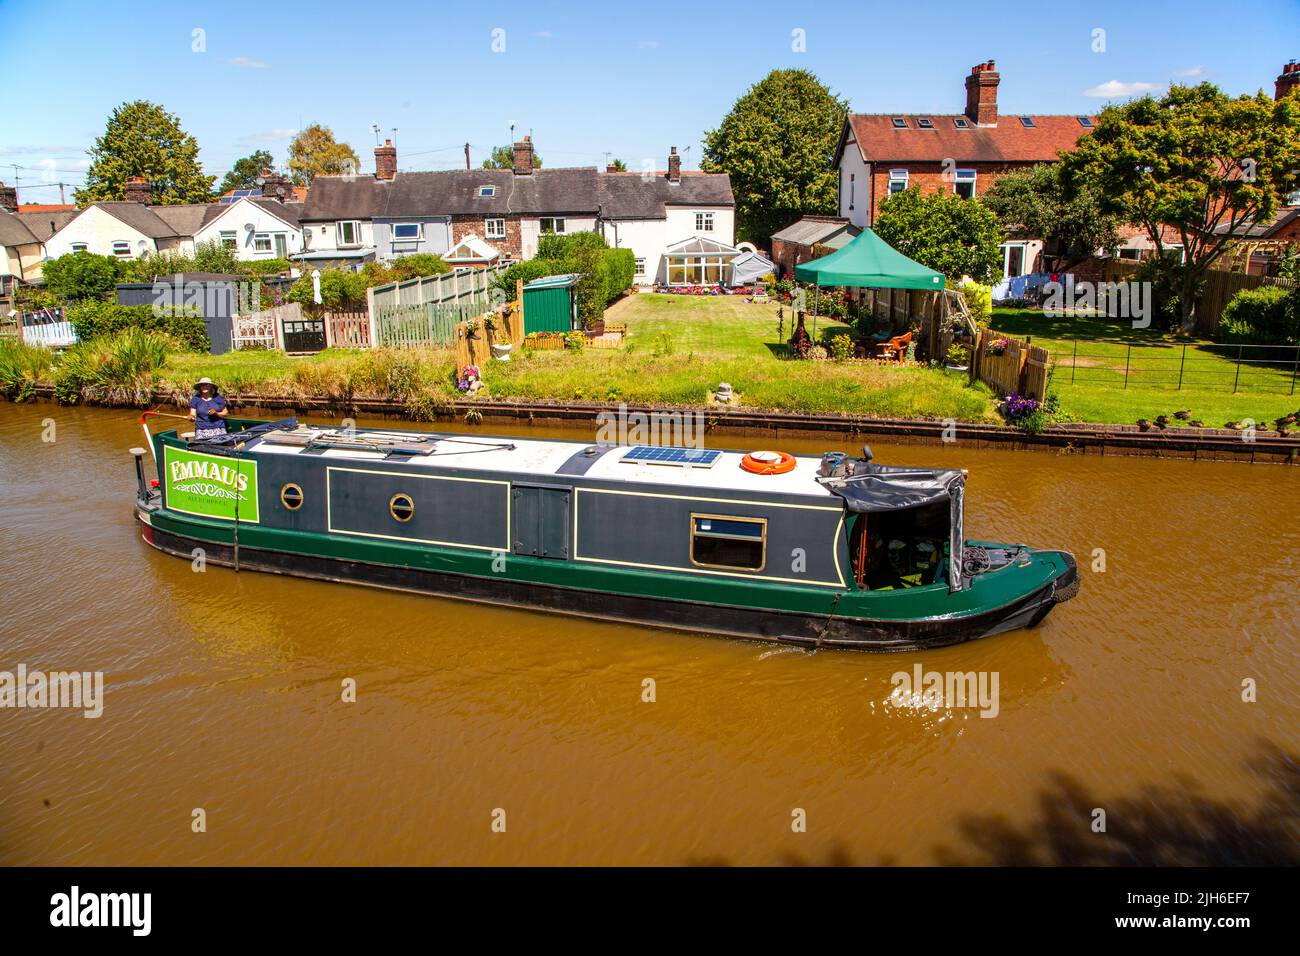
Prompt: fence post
<box><xmin>1071</xmin><ymin>340</ymin><xmax>1077</xmax><ymax>384</ymax></box>
<box><xmin>1122</xmin><ymin>344</ymin><xmax>1131</xmax><ymax>390</ymax></box>
<box><xmin>1292</xmin><ymin>345</ymin><xmax>1299</xmax><ymax>396</ymax></box>
<box><xmin>1177</xmin><ymin>343</ymin><xmax>1186</xmax><ymax>390</ymax></box>
<box><xmin>366</xmin><ymin>286</ymin><xmax>378</xmax><ymax>349</ymax></box>
<box><xmin>1233</xmin><ymin>345</ymin><xmax>1243</xmax><ymax>394</ymax></box>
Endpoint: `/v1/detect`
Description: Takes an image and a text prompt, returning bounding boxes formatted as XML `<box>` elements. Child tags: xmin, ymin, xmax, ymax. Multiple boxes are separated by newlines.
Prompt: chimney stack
<box><xmin>667</xmin><ymin>146</ymin><xmax>681</xmax><ymax>183</ymax></box>
<box><xmin>0</xmin><ymin>181</ymin><xmax>16</xmax><ymax>214</ymax></box>
<box><xmin>512</xmin><ymin>135</ymin><xmax>535</xmax><ymax>176</ymax></box>
<box><xmin>964</xmin><ymin>60</ymin><xmax>1000</xmax><ymax>126</ymax></box>
<box><xmin>1276</xmin><ymin>59</ymin><xmax>1300</xmax><ymax>101</ymax></box>
<box><xmin>259</xmin><ymin>169</ymin><xmax>294</xmax><ymax>202</ymax></box>
<box><xmin>606</xmin><ymin>162</ymin><xmax>619</xmax><ymax>173</ymax></box>
<box><xmin>124</xmin><ymin>175</ymin><xmax>153</xmax><ymax>204</ymax></box>
<box><xmin>375</xmin><ymin>138</ymin><xmax>397</xmax><ymax>181</ymax></box>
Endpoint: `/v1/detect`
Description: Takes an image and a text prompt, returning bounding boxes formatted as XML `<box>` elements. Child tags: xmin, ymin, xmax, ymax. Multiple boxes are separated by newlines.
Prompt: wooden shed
<box><xmin>521</xmin><ymin>274</ymin><xmax>580</xmax><ymax>334</ymax></box>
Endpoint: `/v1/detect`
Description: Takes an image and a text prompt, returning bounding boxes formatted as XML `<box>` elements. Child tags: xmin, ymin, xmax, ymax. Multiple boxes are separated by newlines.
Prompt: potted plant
<box><xmin>945</xmin><ymin>343</ymin><xmax>970</xmax><ymax>371</ymax></box>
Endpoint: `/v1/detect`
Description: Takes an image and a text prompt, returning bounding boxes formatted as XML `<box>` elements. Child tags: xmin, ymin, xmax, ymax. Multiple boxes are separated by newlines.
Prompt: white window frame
<box><xmin>478</xmin><ymin>185</ymin><xmax>496</xmax><ymax>197</ymax></box>
<box><xmin>888</xmin><ymin>169</ymin><xmax>909</xmax><ymax>195</ymax></box>
<box><xmin>953</xmin><ymin>169</ymin><xmax>977</xmax><ymax>199</ymax></box>
<box><xmin>634</xmin><ymin>257</ymin><xmax>646</xmax><ymax>275</ymax></box>
<box><xmin>695</xmin><ymin>211</ymin><xmax>715</xmax><ymax>232</ymax></box>
<box><xmin>392</xmin><ymin>222</ymin><xmax>423</xmax><ymax>241</ymax></box>
<box><xmin>539</xmin><ymin>217</ymin><xmax>566</xmax><ymax>234</ymax></box>
<box><xmin>484</xmin><ymin>218</ymin><xmax>506</xmax><ymax>239</ymax></box>
<box><xmin>253</xmin><ymin>233</ymin><xmax>273</xmax><ymax>253</ymax></box>
<box><xmin>111</xmin><ymin>240</ymin><xmax>131</xmax><ymax>257</ymax></box>
<box><xmin>219</xmin><ymin>231</ymin><xmax>237</xmax><ymax>250</ymax></box>
<box><xmin>71</xmin><ymin>242</ymin><xmax>88</xmax><ymax>253</ymax></box>
<box><xmin>336</xmin><ymin>220</ymin><xmax>362</xmax><ymax>248</ymax></box>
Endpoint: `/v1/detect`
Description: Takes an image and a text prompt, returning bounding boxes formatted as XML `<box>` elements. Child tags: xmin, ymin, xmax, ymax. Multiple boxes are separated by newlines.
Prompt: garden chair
<box><xmin>875</xmin><ymin>330</ymin><xmax>913</xmax><ymax>362</ymax></box>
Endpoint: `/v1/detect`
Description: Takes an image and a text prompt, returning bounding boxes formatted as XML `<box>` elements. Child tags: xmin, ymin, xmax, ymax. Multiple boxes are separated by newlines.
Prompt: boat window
<box><xmin>280</xmin><ymin>483</ymin><xmax>304</xmax><ymax>510</ymax></box>
<box><xmin>389</xmin><ymin>493</ymin><xmax>415</xmax><ymax>523</ymax></box>
<box><xmin>690</xmin><ymin>514</ymin><xmax>765</xmax><ymax>572</ymax></box>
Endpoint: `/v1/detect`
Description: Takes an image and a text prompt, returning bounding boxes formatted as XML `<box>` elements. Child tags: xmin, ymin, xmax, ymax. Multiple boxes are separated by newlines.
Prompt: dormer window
<box><xmin>1019</xmin><ymin>116</ymin><xmax>1036</xmax><ymax>128</ymax></box>
<box><xmin>891</xmin><ymin>117</ymin><xmax>908</xmax><ymax>129</ymax></box>
<box><xmin>916</xmin><ymin>117</ymin><xmax>933</xmax><ymax>129</ymax></box>
<box><xmin>953</xmin><ymin>117</ymin><xmax>971</xmax><ymax>129</ymax></box>
<box><xmin>1077</xmin><ymin>116</ymin><xmax>1094</xmax><ymax>128</ymax></box>
<box><xmin>478</xmin><ymin>185</ymin><xmax>496</xmax><ymax>197</ymax></box>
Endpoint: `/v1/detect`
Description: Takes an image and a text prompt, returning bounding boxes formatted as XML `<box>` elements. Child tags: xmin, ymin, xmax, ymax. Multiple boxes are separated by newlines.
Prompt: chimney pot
<box><xmin>512</xmin><ymin>136</ymin><xmax>535</xmax><ymax>176</ymax></box>
<box><xmin>1277</xmin><ymin>59</ymin><xmax>1300</xmax><ymax>101</ymax></box>
<box><xmin>965</xmin><ymin>61</ymin><xmax>1000</xmax><ymax>126</ymax></box>
<box><xmin>375</xmin><ymin>138</ymin><xmax>398</xmax><ymax>181</ymax></box>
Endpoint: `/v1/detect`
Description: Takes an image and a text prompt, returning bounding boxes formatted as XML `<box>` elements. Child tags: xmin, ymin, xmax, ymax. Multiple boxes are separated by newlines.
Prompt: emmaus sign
<box><xmin>162</xmin><ymin>445</ymin><xmax>260</xmax><ymax>523</ymax></box>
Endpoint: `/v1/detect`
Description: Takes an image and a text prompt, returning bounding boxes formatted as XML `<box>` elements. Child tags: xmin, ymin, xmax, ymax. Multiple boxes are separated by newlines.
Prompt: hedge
<box><xmin>1219</xmin><ymin>284</ymin><xmax>1299</xmax><ymax>344</ymax></box>
<box><xmin>67</xmin><ymin>301</ymin><xmax>210</xmax><ymax>352</ymax></box>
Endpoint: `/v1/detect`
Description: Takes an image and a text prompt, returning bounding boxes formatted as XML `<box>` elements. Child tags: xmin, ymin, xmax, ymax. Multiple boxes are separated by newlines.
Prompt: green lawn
<box><xmin>990</xmin><ymin>308</ymin><xmax>1300</xmax><ymax>426</ymax></box>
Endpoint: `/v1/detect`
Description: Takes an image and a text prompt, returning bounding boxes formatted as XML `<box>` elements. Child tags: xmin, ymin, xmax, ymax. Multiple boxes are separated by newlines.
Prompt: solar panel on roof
<box><xmin>621</xmin><ymin>446</ymin><xmax>721</xmax><ymax>468</ymax></box>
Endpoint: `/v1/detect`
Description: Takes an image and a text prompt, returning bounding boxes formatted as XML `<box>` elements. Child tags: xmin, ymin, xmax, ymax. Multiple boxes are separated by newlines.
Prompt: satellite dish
<box><xmin>245</xmin><ymin>223</ymin><xmax>256</xmax><ymax>232</ymax></box>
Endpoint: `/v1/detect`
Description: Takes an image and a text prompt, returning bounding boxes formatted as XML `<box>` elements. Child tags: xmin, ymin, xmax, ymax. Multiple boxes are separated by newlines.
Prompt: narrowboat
<box><xmin>129</xmin><ymin>416</ymin><xmax>1078</xmax><ymax>651</ymax></box>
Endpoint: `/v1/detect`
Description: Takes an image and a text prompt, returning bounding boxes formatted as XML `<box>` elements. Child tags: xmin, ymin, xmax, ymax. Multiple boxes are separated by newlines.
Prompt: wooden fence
<box><xmin>369</xmin><ymin>264</ymin><xmax>507</xmax><ymax>311</ymax></box>
<box><xmin>971</xmin><ymin>328</ymin><xmax>1050</xmax><ymax>401</ymax></box>
<box><xmin>375</xmin><ymin>301</ymin><xmax>477</xmax><ymax>349</ymax></box>
<box><xmin>454</xmin><ymin>286</ymin><xmax>525</xmax><ymax>371</ymax></box>
<box><xmin>325</xmin><ymin>310</ymin><xmax>370</xmax><ymax>349</ymax></box>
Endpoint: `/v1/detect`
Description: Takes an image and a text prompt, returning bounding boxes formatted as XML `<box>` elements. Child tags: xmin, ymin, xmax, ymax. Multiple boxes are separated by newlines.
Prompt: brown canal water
<box><xmin>1</xmin><ymin>401</ymin><xmax>1297</xmax><ymax>866</ymax></box>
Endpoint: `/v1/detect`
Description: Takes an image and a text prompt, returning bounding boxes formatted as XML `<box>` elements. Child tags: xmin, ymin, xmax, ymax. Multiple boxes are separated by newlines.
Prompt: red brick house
<box><xmin>833</xmin><ymin>60</ymin><xmax>1096</xmax><ymax>278</ymax></box>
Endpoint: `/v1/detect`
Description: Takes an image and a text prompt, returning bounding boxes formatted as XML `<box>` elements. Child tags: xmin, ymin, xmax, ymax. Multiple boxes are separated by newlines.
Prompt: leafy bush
<box><xmin>0</xmin><ymin>339</ymin><xmax>55</xmax><ymax>400</ymax></box>
<box><xmin>241</xmin><ymin>257</ymin><xmax>292</xmax><ymax>276</ymax></box>
<box><xmin>828</xmin><ymin>333</ymin><xmax>853</xmax><ymax>360</ymax></box>
<box><xmin>67</xmin><ymin>300</ymin><xmax>209</xmax><ymax>352</ymax></box>
<box><xmin>286</xmin><ymin>269</ymin><xmax>367</xmax><ymax>309</ymax></box>
<box><xmin>42</xmin><ymin>252</ymin><xmax>123</xmax><ymax>301</ymax></box>
<box><xmin>1219</xmin><ymin>284</ymin><xmax>1298</xmax><ymax>344</ymax></box>
<box><xmin>958</xmin><ymin>281</ymin><xmax>992</xmax><ymax>325</ymax></box>
<box><xmin>1135</xmin><ymin>256</ymin><xmax>1201</xmax><ymax>332</ymax></box>
<box><xmin>53</xmin><ymin>328</ymin><xmax>172</xmax><ymax>406</ymax></box>
<box><xmin>498</xmin><ymin>233</ymin><xmax>634</xmax><ymax>326</ymax></box>
<box><xmin>945</xmin><ymin>343</ymin><xmax>970</xmax><ymax>366</ymax></box>
<box><xmin>563</xmin><ymin>330</ymin><xmax>586</xmax><ymax>351</ymax></box>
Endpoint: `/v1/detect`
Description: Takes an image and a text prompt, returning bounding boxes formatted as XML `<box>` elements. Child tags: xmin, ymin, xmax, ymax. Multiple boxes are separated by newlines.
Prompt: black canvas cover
<box><xmin>817</xmin><ymin>462</ymin><xmax>965</xmax><ymax>514</ymax></box>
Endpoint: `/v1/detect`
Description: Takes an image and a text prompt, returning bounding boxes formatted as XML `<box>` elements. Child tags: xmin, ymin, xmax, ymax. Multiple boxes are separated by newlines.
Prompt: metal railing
<box><xmin>1059</xmin><ymin>341</ymin><xmax>1300</xmax><ymax>393</ymax></box>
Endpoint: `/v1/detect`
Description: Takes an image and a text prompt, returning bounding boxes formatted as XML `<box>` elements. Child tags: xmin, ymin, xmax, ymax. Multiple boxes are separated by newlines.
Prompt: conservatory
<box><xmin>663</xmin><ymin>236</ymin><xmax>742</xmax><ymax>286</ymax></box>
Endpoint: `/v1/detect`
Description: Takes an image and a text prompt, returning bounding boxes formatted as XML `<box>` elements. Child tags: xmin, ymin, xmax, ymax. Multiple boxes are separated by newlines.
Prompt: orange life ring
<box><xmin>740</xmin><ymin>450</ymin><xmax>797</xmax><ymax>475</ymax></box>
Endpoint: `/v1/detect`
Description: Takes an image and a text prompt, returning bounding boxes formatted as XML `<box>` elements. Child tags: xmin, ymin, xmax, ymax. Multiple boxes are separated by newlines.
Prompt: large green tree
<box><xmin>288</xmin><ymin>125</ymin><xmax>361</xmax><ymax>185</ymax></box>
<box><xmin>1062</xmin><ymin>82</ymin><xmax>1300</xmax><ymax>329</ymax></box>
<box><xmin>481</xmin><ymin>145</ymin><xmax>543</xmax><ymax>169</ymax></box>
<box><xmin>873</xmin><ymin>188</ymin><xmax>1004</xmax><ymax>283</ymax></box>
<box><xmin>981</xmin><ymin>164</ymin><xmax>1122</xmax><ymax>270</ymax></box>
<box><xmin>75</xmin><ymin>101</ymin><xmax>215</xmax><ymax>206</ymax></box>
<box><xmin>702</xmin><ymin>69</ymin><xmax>848</xmax><ymax>244</ymax></box>
<box><xmin>219</xmin><ymin>150</ymin><xmax>275</xmax><ymax>194</ymax></box>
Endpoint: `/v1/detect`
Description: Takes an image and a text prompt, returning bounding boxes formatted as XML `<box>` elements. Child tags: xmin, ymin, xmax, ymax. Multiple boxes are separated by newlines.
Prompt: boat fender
<box><xmin>741</xmin><ymin>450</ymin><xmax>797</xmax><ymax>475</ymax></box>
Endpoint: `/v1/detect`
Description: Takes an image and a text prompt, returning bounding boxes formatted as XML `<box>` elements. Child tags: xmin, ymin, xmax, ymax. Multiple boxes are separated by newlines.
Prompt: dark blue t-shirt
<box><xmin>189</xmin><ymin>394</ymin><xmax>227</xmax><ymax>429</ymax></box>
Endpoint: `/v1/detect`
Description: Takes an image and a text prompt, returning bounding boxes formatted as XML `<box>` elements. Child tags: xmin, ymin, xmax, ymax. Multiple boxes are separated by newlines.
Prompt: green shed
<box><xmin>522</xmin><ymin>274</ymin><xmax>580</xmax><ymax>334</ymax></box>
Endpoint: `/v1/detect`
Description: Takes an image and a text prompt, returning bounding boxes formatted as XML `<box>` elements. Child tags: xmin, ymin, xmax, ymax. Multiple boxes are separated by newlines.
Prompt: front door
<box><xmin>512</xmin><ymin>484</ymin><xmax>571</xmax><ymax>559</ymax></box>
<box><xmin>274</xmin><ymin>233</ymin><xmax>288</xmax><ymax>258</ymax></box>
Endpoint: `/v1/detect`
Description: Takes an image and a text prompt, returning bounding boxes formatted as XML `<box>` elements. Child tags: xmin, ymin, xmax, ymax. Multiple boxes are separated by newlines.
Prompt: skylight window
<box><xmin>478</xmin><ymin>185</ymin><xmax>496</xmax><ymax>197</ymax></box>
<box><xmin>1077</xmin><ymin>116</ymin><xmax>1094</xmax><ymax>128</ymax></box>
<box><xmin>891</xmin><ymin>117</ymin><xmax>908</xmax><ymax>129</ymax></box>
<box><xmin>953</xmin><ymin>117</ymin><xmax>970</xmax><ymax>129</ymax></box>
<box><xmin>1019</xmin><ymin>116</ymin><xmax>1036</xmax><ymax>128</ymax></box>
<box><xmin>916</xmin><ymin>117</ymin><xmax>934</xmax><ymax>129</ymax></box>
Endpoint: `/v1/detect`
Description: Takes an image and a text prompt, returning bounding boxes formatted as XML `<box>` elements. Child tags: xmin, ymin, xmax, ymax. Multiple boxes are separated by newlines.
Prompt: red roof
<box><xmin>840</xmin><ymin>114</ymin><xmax>1095</xmax><ymax>164</ymax></box>
<box><xmin>17</xmin><ymin>203</ymin><xmax>76</xmax><ymax>214</ymax></box>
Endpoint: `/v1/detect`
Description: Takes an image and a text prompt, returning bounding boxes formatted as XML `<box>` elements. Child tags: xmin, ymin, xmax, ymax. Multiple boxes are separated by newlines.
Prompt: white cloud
<box><xmin>1173</xmin><ymin>65</ymin><xmax>1205</xmax><ymax>78</ymax></box>
<box><xmin>636</xmin><ymin>39</ymin><xmax>659</xmax><ymax>49</ymax></box>
<box><xmin>237</xmin><ymin>128</ymin><xmax>298</xmax><ymax>145</ymax></box>
<box><xmin>228</xmin><ymin>56</ymin><xmax>270</xmax><ymax>69</ymax></box>
<box><xmin>0</xmin><ymin>145</ymin><xmax>77</xmax><ymax>156</ymax></box>
<box><xmin>534</xmin><ymin>30</ymin><xmax>553</xmax><ymax>39</ymax></box>
<box><xmin>1082</xmin><ymin>80</ymin><xmax>1163</xmax><ymax>98</ymax></box>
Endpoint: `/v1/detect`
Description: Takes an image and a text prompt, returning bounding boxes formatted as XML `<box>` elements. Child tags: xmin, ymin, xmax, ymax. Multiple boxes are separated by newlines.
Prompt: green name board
<box><xmin>163</xmin><ymin>445</ymin><xmax>260</xmax><ymax>523</ymax></box>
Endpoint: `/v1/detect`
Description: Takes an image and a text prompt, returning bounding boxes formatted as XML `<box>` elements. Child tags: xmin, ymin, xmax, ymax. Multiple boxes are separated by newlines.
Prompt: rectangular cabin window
<box><xmin>690</xmin><ymin>514</ymin><xmax>766</xmax><ymax>571</ymax></box>
<box><xmin>392</xmin><ymin>222</ymin><xmax>423</xmax><ymax>241</ymax></box>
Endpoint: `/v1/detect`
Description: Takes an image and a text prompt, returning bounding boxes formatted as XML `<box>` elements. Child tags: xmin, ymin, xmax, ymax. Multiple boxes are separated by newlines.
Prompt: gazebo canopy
<box><xmin>794</xmin><ymin>228</ymin><xmax>943</xmax><ymax>290</ymax></box>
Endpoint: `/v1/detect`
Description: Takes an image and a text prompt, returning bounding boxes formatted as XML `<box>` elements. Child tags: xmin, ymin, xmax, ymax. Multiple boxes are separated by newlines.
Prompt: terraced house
<box><xmin>297</xmin><ymin>138</ymin><xmax>735</xmax><ymax>286</ymax></box>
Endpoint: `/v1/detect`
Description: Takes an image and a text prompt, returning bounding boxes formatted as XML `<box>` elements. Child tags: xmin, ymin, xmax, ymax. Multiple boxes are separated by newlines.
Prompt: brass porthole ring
<box><xmin>389</xmin><ymin>493</ymin><xmax>415</xmax><ymax>523</ymax></box>
<box><xmin>280</xmin><ymin>483</ymin><xmax>304</xmax><ymax>510</ymax></box>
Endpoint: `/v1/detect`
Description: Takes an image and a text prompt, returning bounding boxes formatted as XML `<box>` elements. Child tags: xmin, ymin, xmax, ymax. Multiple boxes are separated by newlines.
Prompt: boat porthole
<box><xmin>280</xmin><ymin>483</ymin><xmax>304</xmax><ymax>510</ymax></box>
<box><xmin>389</xmin><ymin>493</ymin><xmax>415</xmax><ymax>523</ymax></box>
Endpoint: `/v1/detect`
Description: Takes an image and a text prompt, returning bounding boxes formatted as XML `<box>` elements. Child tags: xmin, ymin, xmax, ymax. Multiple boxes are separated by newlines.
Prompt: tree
<box><xmin>481</xmin><ymin>145</ymin><xmax>543</xmax><ymax>169</ymax></box>
<box><xmin>288</xmin><ymin>125</ymin><xmax>361</xmax><ymax>185</ymax></box>
<box><xmin>219</xmin><ymin>150</ymin><xmax>275</xmax><ymax>194</ymax></box>
<box><xmin>75</xmin><ymin>101</ymin><xmax>215</xmax><ymax>206</ymax></box>
<box><xmin>872</xmin><ymin>188</ymin><xmax>1004</xmax><ymax>283</ymax></box>
<box><xmin>1062</xmin><ymin>82</ymin><xmax>1300</xmax><ymax>329</ymax></box>
<box><xmin>608</xmin><ymin>158</ymin><xmax>627</xmax><ymax>172</ymax></box>
<box><xmin>702</xmin><ymin>69</ymin><xmax>848</xmax><ymax>244</ymax></box>
<box><xmin>41</xmin><ymin>252</ymin><xmax>123</xmax><ymax>301</ymax></box>
<box><xmin>981</xmin><ymin>164</ymin><xmax>1122</xmax><ymax>270</ymax></box>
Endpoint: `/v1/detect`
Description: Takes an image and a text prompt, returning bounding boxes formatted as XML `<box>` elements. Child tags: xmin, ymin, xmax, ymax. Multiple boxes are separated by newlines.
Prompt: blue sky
<box><xmin>1</xmin><ymin>0</ymin><xmax>1297</xmax><ymax>201</ymax></box>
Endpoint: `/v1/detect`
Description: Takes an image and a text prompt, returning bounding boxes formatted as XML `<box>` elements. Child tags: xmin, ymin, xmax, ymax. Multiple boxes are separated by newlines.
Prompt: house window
<box><xmin>888</xmin><ymin>169</ymin><xmax>909</xmax><ymax>195</ymax></box>
<box><xmin>111</xmin><ymin>241</ymin><xmax>130</xmax><ymax>257</ymax></box>
<box><xmin>1077</xmin><ymin>116</ymin><xmax>1094</xmax><ymax>128</ymax></box>
<box><xmin>337</xmin><ymin>221</ymin><xmax>362</xmax><ymax>247</ymax></box>
<box><xmin>392</xmin><ymin>222</ymin><xmax>423</xmax><ymax>241</ymax></box>
<box><xmin>690</xmin><ymin>514</ymin><xmax>766</xmax><ymax>572</ymax></box>
<box><xmin>1001</xmin><ymin>243</ymin><xmax>1026</xmax><ymax>278</ymax></box>
<box><xmin>539</xmin><ymin>217</ymin><xmax>565</xmax><ymax>234</ymax></box>
<box><xmin>1019</xmin><ymin>116</ymin><xmax>1036</xmax><ymax>128</ymax></box>
<box><xmin>953</xmin><ymin>117</ymin><xmax>971</xmax><ymax>129</ymax></box>
<box><xmin>485</xmin><ymin>218</ymin><xmax>506</xmax><ymax>239</ymax></box>
<box><xmin>71</xmin><ymin>243</ymin><xmax>88</xmax><ymax>253</ymax></box>
<box><xmin>891</xmin><ymin>117</ymin><xmax>907</xmax><ymax>128</ymax></box>
<box><xmin>917</xmin><ymin>117</ymin><xmax>934</xmax><ymax>129</ymax></box>
<box><xmin>953</xmin><ymin>169</ymin><xmax>977</xmax><ymax>199</ymax></box>
<box><xmin>848</xmin><ymin>172</ymin><xmax>855</xmax><ymax>210</ymax></box>
<box><xmin>1118</xmin><ymin>247</ymin><xmax>1142</xmax><ymax>261</ymax></box>
<box><xmin>1285</xmin><ymin>187</ymin><xmax>1300</xmax><ymax>206</ymax></box>
<box><xmin>634</xmin><ymin>257</ymin><xmax>646</xmax><ymax>275</ymax></box>
<box><xmin>478</xmin><ymin>185</ymin><xmax>496</xmax><ymax>197</ymax></box>
<box><xmin>667</xmin><ymin>256</ymin><xmax>725</xmax><ymax>285</ymax></box>
<box><xmin>253</xmin><ymin>233</ymin><xmax>272</xmax><ymax>253</ymax></box>
<box><xmin>219</xmin><ymin>231</ymin><xmax>237</xmax><ymax>250</ymax></box>
<box><xmin>695</xmin><ymin>212</ymin><xmax>714</xmax><ymax>232</ymax></box>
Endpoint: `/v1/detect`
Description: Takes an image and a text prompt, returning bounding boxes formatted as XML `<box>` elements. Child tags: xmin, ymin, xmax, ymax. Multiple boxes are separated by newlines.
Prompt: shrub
<box><xmin>42</xmin><ymin>252</ymin><xmax>123</xmax><ymax>301</ymax></box>
<box><xmin>955</xmin><ymin>280</ymin><xmax>992</xmax><ymax>326</ymax></box>
<box><xmin>945</xmin><ymin>343</ymin><xmax>970</xmax><ymax>366</ymax></box>
<box><xmin>0</xmin><ymin>339</ymin><xmax>55</xmax><ymax>400</ymax></box>
<box><xmin>241</xmin><ymin>257</ymin><xmax>292</xmax><ymax>276</ymax></box>
<box><xmin>67</xmin><ymin>300</ymin><xmax>210</xmax><ymax>352</ymax></box>
<box><xmin>286</xmin><ymin>269</ymin><xmax>367</xmax><ymax>309</ymax></box>
<box><xmin>829</xmin><ymin>333</ymin><xmax>853</xmax><ymax>361</ymax></box>
<box><xmin>53</xmin><ymin>328</ymin><xmax>172</xmax><ymax>405</ymax></box>
<box><xmin>1219</xmin><ymin>285</ymin><xmax>1298</xmax><ymax>344</ymax></box>
<box><xmin>563</xmin><ymin>330</ymin><xmax>586</xmax><ymax>351</ymax></box>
